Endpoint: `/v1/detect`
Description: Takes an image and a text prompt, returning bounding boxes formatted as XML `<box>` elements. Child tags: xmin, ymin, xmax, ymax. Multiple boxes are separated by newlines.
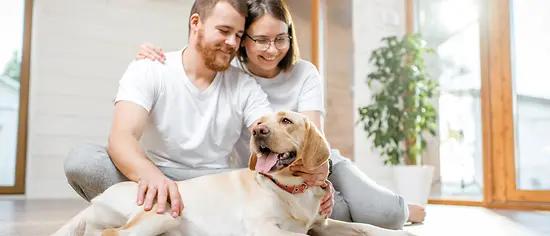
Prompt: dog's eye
<box><xmin>281</xmin><ymin>117</ymin><xmax>293</xmax><ymax>124</ymax></box>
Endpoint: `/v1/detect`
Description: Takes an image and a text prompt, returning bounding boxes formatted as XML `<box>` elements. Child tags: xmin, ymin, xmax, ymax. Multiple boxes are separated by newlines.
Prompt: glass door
<box><xmin>486</xmin><ymin>0</ymin><xmax>550</xmax><ymax>204</ymax></box>
<box><xmin>506</xmin><ymin>0</ymin><xmax>550</xmax><ymax>202</ymax></box>
<box><xmin>415</xmin><ymin>0</ymin><xmax>485</xmax><ymax>202</ymax></box>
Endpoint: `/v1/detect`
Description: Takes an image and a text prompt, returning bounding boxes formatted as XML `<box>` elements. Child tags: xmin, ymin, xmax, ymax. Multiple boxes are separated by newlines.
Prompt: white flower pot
<box><xmin>392</xmin><ymin>165</ymin><xmax>435</xmax><ymax>206</ymax></box>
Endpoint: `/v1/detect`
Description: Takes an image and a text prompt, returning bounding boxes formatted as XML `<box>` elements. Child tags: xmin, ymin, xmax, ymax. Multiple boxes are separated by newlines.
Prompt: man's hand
<box><xmin>136</xmin><ymin>172</ymin><xmax>183</xmax><ymax>218</ymax></box>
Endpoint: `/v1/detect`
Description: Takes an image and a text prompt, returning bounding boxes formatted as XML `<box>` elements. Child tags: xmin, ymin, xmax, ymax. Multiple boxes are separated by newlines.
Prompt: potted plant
<box><xmin>356</xmin><ymin>33</ymin><xmax>439</xmax><ymax>205</ymax></box>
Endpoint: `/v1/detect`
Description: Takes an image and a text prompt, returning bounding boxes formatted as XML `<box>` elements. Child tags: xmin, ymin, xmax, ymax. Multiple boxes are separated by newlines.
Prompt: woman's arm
<box><xmin>300</xmin><ymin>110</ymin><xmax>324</xmax><ymax>134</ymax></box>
<box><xmin>296</xmin><ymin>60</ymin><xmax>326</xmax><ymax>135</ymax></box>
<box><xmin>295</xmin><ymin>109</ymin><xmax>334</xmax><ymax>218</ymax></box>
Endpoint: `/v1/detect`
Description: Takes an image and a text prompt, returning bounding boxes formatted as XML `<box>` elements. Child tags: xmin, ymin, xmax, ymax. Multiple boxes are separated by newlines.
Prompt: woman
<box><xmin>134</xmin><ymin>0</ymin><xmax>424</xmax><ymax>229</ymax></box>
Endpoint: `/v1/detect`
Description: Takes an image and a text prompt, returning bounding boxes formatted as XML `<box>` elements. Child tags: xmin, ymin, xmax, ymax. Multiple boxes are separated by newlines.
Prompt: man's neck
<box><xmin>182</xmin><ymin>47</ymin><xmax>217</xmax><ymax>92</ymax></box>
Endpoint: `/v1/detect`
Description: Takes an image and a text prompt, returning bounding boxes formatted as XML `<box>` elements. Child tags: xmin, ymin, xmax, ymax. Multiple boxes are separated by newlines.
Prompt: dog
<box><xmin>51</xmin><ymin>110</ymin><xmax>417</xmax><ymax>236</ymax></box>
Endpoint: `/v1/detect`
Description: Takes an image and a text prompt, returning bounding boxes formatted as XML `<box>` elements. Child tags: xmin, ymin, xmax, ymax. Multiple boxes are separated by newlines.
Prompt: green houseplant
<box><xmin>357</xmin><ymin>33</ymin><xmax>438</xmax><ymax>166</ymax></box>
<box><xmin>356</xmin><ymin>33</ymin><xmax>439</xmax><ymax>205</ymax></box>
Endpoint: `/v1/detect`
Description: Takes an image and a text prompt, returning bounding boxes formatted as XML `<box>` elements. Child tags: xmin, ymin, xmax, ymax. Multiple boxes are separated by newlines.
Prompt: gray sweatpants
<box><xmin>64</xmin><ymin>143</ymin><xmax>408</xmax><ymax>230</ymax></box>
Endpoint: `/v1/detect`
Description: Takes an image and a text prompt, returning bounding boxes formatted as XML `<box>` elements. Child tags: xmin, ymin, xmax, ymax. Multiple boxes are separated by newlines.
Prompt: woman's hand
<box><xmin>135</xmin><ymin>43</ymin><xmax>166</xmax><ymax>63</ymax></box>
<box><xmin>290</xmin><ymin>160</ymin><xmax>329</xmax><ymax>187</ymax></box>
<box><xmin>290</xmin><ymin>161</ymin><xmax>333</xmax><ymax>218</ymax></box>
<box><xmin>319</xmin><ymin>181</ymin><xmax>334</xmax><ymax>218</ymax></box>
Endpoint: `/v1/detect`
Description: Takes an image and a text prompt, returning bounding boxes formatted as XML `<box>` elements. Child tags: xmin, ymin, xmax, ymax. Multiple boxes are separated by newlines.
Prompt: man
<box><xmin>64</xmin><ymin>0</ymin><xmax>332</xmax><ymax>220</ymax></box>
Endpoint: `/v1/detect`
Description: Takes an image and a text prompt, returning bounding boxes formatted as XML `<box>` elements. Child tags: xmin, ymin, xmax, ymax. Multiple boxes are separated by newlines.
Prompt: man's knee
<box><xmin>64</xmin><ymin>143</ymin><xmax>123</xmax><ymax>201</ymax></box>
<box><xmin>64</xmin><ymin>143</ymin><xmax>109</xmax><ymax>182</ymax></box>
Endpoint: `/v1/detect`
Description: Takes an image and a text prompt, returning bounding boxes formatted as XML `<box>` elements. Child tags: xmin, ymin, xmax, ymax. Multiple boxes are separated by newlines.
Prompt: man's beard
<box><xmin>196</xmin><ymin>29</ymin><xmax>236</xmax><ymax>72</ymax></box>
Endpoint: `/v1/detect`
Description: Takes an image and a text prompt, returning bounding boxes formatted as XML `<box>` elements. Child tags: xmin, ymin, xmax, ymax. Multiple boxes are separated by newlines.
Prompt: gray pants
<box><xmin>64</xmin><ymin>143</ymin><xmax>408</xmax><ymax>230</ymax></box>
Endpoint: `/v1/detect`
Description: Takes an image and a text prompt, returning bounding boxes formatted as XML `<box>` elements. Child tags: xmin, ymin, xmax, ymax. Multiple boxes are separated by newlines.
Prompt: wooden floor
<box><xmin>0</xmin><ymin>198</ymin><xmax>549</xmax><ymax>235</ymax></box>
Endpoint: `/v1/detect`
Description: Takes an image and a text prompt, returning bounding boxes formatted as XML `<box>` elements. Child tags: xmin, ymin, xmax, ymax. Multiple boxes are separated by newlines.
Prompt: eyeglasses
<box><xmin>246</xmin><ymin>34</ymin><xmax>292</xmax><ymax>51</ymax></box>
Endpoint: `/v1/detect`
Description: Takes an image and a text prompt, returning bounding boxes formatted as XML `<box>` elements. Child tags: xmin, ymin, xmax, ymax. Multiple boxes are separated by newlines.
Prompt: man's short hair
<box><xmin>188</xmin><ymin>0</ymin><xmax>249</xmax><ymax>33</ymax></box>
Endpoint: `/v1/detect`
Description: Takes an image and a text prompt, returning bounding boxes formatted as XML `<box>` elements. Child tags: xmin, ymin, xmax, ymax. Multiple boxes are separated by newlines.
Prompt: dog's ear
<box><xmin>297</xmin><ymin>118</ymin><xmax>330</xmax><ymax>170</ymax></box>
<box><xmin>248</xmin><ymin>151</ymin><xmax>257</xmax><ymax>171</ymax></box>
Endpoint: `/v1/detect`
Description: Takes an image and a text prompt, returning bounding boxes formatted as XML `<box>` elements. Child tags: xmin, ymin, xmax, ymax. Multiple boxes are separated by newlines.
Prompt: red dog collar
<box><xmin>260</xmin><ymin>173</ymin><xmax>308</xmax><ymax>194</ymax></box>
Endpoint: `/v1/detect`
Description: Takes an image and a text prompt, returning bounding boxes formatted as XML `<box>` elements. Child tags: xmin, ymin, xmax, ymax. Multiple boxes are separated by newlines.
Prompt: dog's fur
<box><xmin>51</xmin><ymin>110</ymin><xmax>416</xmax><ymax>236</ymax></box>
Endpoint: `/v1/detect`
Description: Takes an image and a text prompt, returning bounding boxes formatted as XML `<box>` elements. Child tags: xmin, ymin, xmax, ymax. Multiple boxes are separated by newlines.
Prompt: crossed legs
<box><xmin>328</xmin><ymin>150</ymin><xmax>422</xmax><ymax>230</ymax></box>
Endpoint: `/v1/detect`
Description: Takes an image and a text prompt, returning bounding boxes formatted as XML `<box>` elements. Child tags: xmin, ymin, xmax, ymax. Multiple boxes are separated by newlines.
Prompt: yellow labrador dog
<box><xmin>52</xmin><ymin>111</ymin><xmax>416</xmax><ymax>236</ymax></box>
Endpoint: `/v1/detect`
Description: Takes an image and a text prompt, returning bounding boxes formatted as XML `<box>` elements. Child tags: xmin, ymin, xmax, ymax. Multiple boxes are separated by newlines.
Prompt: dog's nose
<box><xmin>252</xmin><ymin>124</ymin><xmax>269</xmax><ymax>137</ymax></box>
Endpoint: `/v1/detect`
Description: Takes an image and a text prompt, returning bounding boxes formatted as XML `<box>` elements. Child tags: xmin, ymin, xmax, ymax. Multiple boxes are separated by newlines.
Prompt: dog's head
<box><xmin>248</xmin><ymin>111</ymin><xmax>330</xmax><ymax>175</ymax></box>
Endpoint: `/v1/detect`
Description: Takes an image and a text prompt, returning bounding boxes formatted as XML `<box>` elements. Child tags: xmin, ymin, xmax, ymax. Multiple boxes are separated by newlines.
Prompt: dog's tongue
<box><xmin>255</xmin><ymin>153</ymin><xmax>279</xmax><ymax>173</ymax></box>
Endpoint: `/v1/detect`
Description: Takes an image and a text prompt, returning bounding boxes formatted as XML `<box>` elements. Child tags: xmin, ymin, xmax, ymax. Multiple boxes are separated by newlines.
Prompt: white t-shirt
<box><xmin>230</xmin><ymin>59</ymin><xmax>328</xmax><ymax>167</ymax></box>
<box><xmin>114</xmin><ymin>48</ymin><xmax>273</xmax><ymax>169</ymax></box>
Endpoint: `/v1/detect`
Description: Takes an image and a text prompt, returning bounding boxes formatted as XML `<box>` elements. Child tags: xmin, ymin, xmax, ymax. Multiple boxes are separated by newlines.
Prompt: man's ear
<box><xmin>297</xmin><ymin>118</ymin><xmax>330</xmax><ymax>170</ymax></box>
<box><xmin>189</xmin><ymin>13</ymin><xmax>200</xmax><ymax>33</ymax></box>
<box><xmin>248</xmin><ymin>152</ymin><xmax>257</xmax><ymax>171</ymax></box>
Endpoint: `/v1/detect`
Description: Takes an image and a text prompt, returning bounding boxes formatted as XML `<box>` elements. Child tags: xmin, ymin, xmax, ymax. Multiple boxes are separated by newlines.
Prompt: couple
<box><xmin>64</xmin><ymin>0</ymin><xmax>424</xmax><ymax>230</ymax></box>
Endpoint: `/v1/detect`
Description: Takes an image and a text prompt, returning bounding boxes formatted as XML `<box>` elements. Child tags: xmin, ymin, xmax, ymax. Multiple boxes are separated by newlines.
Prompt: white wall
<box><xmin>352</xmin><ymin>0</ymin><xmax>406</xmax><ymax>191</ymax></box>
<box><xmin>25</xmin><ymin>0</ymin><xmax>193</xmax><ymax>199</ymax></box>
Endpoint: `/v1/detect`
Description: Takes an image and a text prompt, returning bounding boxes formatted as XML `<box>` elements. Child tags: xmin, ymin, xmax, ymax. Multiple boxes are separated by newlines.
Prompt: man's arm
<box><xmin>108</xmin><ymin>103</ymin><xmax>181</xmax><ymax>217</ymax></box>
<box><xmin>107</xmin><ymin>100</ymin><xmax>163</xmax><ymax>182</ymax></box>
<box><xmin>107</xmin><ymin>60</ymin><xmax>183</xmax><ymax>217</ymax></box>
<box><xmin>107</xmin><ymin>59</ymin><xmax>163</xmax><ymax>182</ymax></box>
